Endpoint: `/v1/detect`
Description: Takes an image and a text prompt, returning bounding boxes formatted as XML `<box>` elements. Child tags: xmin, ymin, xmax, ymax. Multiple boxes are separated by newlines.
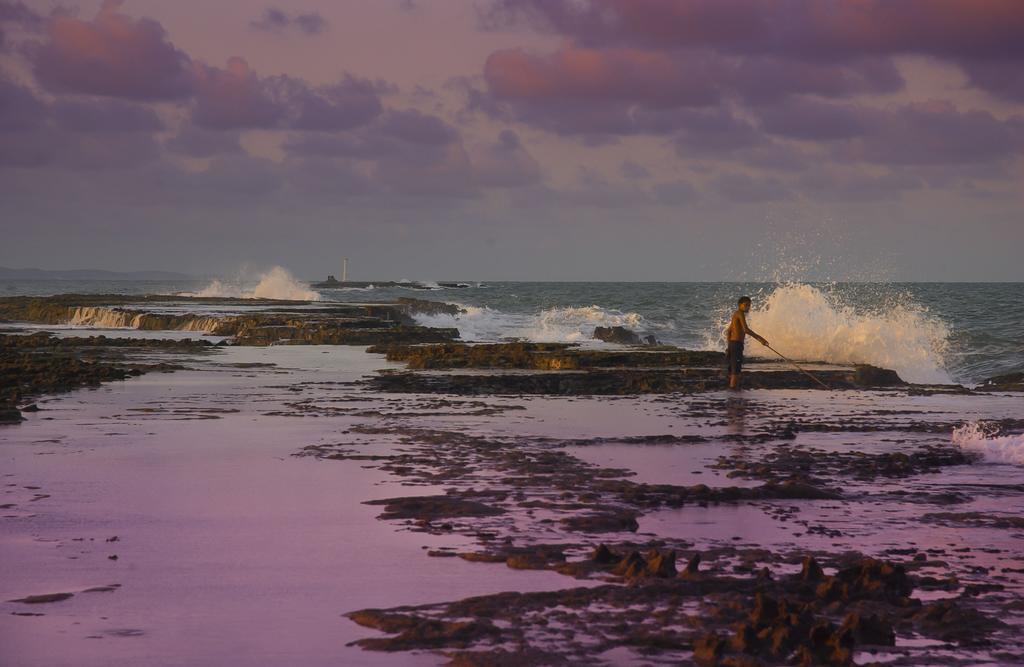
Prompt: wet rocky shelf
<box><xmin>0</xmin><ymin>295</ymin><xmax>461</xmax><ymax>347</ymax></box>
<box><xmin>364</xmin><ymin>342</ymin><xmax>907</xmax><ymax>395</ymax></box>
<box><xmin>0</xmin><ymin>294</ymin><xmax>465</xmax><ymax>418</ymax></box>
<box><xmin>304</xmin><ymin>409</ymin><xmax>1023</xmax><ymax>665</ymax></box>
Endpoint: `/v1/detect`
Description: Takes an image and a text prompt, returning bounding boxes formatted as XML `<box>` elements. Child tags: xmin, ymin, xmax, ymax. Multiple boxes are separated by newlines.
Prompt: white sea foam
<box><xmin>188</xmin><ymin>267</ymin><xmax>320</xmax><ymax>301</ymax></box>
<box><xmin>64</xmin><ymin>307</ymin><xmax>222</xmax><ymax>332</ymax></box>
<box><xmin>953</xmin><ymin>422</ymin><xmax>1024</xmax><ymax>465</ymax></box>
<box><xmin>705</xmin><ymin>283</ymin><xmax>951</xmax><ymax>384</ymax></box>
<box><xmin>413</xmin><ymin>304</ymin><xmax>654</xmax><ymax>344</ymax></box>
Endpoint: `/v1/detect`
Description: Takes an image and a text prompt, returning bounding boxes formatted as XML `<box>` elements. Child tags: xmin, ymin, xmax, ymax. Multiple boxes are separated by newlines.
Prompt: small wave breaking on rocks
<box><xmin>953</xmin><ymin>422</ymin><xmax>1024</xmax><ymax>465</ymax></box>
<box><xmin>187</xmin><ymin>267</ymin><xmax>320</xmax><ymax>301</ymax></box>
<box><xmin>412</xmin><ymin>304</ymin><xmax>660</xmax><ymax>344</ymax></box>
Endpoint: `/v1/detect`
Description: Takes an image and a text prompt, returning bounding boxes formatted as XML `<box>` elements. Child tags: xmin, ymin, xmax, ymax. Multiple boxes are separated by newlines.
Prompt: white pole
<box><xmin>342</xmin><ymin>257</ymin><xmax>348</xmax><ymax>283</ymax></box>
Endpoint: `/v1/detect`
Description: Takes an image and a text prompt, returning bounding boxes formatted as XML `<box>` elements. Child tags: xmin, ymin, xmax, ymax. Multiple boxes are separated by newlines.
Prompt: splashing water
<box><xmin>412</xmin><ymin>304</ymin><xmax>654</xmax><ymax>343</ymax></box>
<box><xmin>953</xmin><ymin>422</ymin><xmax>1024</xmax><ymax>465</ymax></box>
<box><xmin>189</xmin><ymin>267</ymin><xmax>320</xmax><ymax>301</ymax></box>
<box><xmin>710</xmin><ymin>283</ymin><xmax>951</xmax><ymax>384</ymax></box>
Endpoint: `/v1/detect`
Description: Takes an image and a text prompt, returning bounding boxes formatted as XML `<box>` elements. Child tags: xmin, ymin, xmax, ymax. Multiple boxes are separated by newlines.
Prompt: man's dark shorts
<box><xmin>727</xmin><ymin>340</ymin><xmax>744</xmax><ymax>374</ymax></box>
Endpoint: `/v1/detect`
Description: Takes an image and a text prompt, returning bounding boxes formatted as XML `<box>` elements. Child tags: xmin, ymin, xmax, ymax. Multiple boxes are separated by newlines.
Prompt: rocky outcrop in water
<box><xmin>593</xmin><ymin>325</ymin><xmax>643</xmax><ymax>345</ymax></box>
<box><xmin>0</xmin><ymin>333</ymin><xmax>196</xmax><ymax>414</ymax></box>
<box><xmin>368</xmin><ymin>365</ymin><xmax>905</xmax><ymax>395</ymax></box>
<box><xmin>0</xmin><ymin>295</ymin><xmax>462</xmax><ymax>346</ymax></box>
<box><xmin>978</xmin><ymin>371</ymin><xmax>1024</xmax><ymax>392</ymax></box>
<box><xmin>368</xmin><ymin>342</ymin><xmax>725</xmax><ymax>370</ymax></box>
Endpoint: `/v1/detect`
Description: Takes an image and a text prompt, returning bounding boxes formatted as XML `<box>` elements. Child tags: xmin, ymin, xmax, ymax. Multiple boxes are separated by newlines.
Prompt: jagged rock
<box><xmin>684</xmin><ymin>552</ymin><xmax>702</xmax><ymax>576</ymax></box>
<box><xmin>693</xmin><ymin>633</ymin><xmax>727</xmax><ymax>665</ymax></box>
<box><xmin>853</xmin><ymin>365</ymin><xmax>905</xmax><ymax>387</ymax></box>
<box><xmin>592</xmin><ymin>543</ymin><xmax>617</xmax><ymax>564</ymax></box>
<box><xmin>613</xmin><ymin>551</ymin><xmax>647</xmax><ymax>578</ymax></box>
<box><xmin>562</xmin><ymin>511</ymin><xmax>639</xmax><ymax>533</ymax></box>
<box><xmin>593</xmin><ymin>326</ymin><xmax>642</xmax><ymax>345</ymax></box>
<box><xmin>800</xmin><ymin>556</ymin><xmax>826</xmax><ymax>582</ymax></box>
<box><xmin>911</xmin><ymin>600</ymin><xmax>1006</xmax><ymax>644</ymax></box>
<box><xmin>978</xmin><ymin>371</ymin><xmax>1024</xmax><ymax>391</ymax></box>
<box><xmin>396</xmin><ymin>297</ymin><xmax>465</xmax><ymax>317</ymax></box>
<box><xmin>839</xmin><ymin>612</ymin><xmax>894</xmax><ymax>645</ymax></box>
<box><xmin>645</xmin><ymin>549</ymin><xmax>677</xmax><ymax>577</ymax></box>
<box><xmin>0</xmin><ymin>407</ymin><xmax>23</xmax><ymax>424</ymax></box>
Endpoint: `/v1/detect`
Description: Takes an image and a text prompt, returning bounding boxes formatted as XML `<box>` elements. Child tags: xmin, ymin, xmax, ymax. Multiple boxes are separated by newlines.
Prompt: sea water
<box><xmin>1</xmin><ymin>274</ymin><xmax>1021</xmax><ymax>385</ymax></box>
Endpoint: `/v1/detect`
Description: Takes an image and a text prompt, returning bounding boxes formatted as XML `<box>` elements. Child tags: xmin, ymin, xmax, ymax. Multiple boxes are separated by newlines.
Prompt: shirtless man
<box><xmin>725</xmin><ymin>296</ymin><xmax>768</xmax><ymax>390</ymax></box>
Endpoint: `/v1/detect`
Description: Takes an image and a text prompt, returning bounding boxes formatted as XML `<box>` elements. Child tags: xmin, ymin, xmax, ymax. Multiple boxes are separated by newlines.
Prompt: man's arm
<box><xmin>739</xmin><ymin>312</ymin><xmax>768</xmax><ymax>345</ymax></box>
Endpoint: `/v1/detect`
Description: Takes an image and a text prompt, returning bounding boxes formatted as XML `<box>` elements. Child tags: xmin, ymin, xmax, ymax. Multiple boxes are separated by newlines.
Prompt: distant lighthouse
<box><xmin>342</xmin><ymin>257</ymin><xmax>348</xmax><ymax>283</ymax></box>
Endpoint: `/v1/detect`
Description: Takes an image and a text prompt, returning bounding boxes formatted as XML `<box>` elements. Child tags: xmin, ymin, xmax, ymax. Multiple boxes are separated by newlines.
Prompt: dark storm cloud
<box><xmin>372</xmin><ymin>142</ymin><xmax>476</xmax><ymax>198</ymax></box>
<box><xmin>282</xmin><ymin>131</ymin><xmax>405</xmax><ymax>159</ymax></box>
<box><xmin>284</xmin><ymin>156</ymin><xmax>373</xmax><ymax>198</ymax></box>
<box><xmin>713</xmin><ymin>171</ymin><xmax>790</xmax><ymax>203</ymax></box>
<box><xmin>250</xmin><ymin>8</ymin><xmax>328</xmax><ymax>36</ymax></box>
<box><xmin>471</xmin><ymin>129</ymin><xmax>541</xmax><ymax>187</ymax></box>
<box><xmin>963</xmin><ymin>60</ymin><xmax>1024</xmax><ymax>103</ymax></box>
<box><xmin>726</xmin><ymin>56</ymin><xmax>903</xmax><ymax>104</ymax></box>
<box><xmin>192</xmin><ymin>59</ymin><xmax>384</xmax><ymax>131</ymax></box>
<box><xmin>0</xmin><ymin>0</ymin><xmax>43</xmax><ymax>51</ymax></box>
<box><xmin>620</xmin><ymin>160</ymin><xmax>650</xmax><ymax>179</ymax></box>
<box><xmin>478</xmin><ymin>47</ymin><xmax>902</xmax><ymax>137</ymax></box>
<box><xmin>0</xmin><ymin>0</ymin><xmax>40</xmax><ymax>26</ymax></box>
<box><xmin>379</xmin><ymin>108</ymin><xmax>459</xmax><ymax>145</ymax></box>
<box><xmin>164</xmin><ymin>127</ymin><xmax>244</xmax><ymax>158</ymax></box>
<box><xmin>0</xmin><ymin>75</ymin><xmax>46</xmax><ymax>131</ymax></box>
<box><xmin>652</xmin><ymin>179</ymin><xmax>697</xmax><ymax>204</ymax></box>
<box><xmin>0</xmin><ymin>125</ymin><xmax>161</xmax><ymax>170</ymax></box>
<box><xmin>32</xmin><ymin>1</ymin><xmax>194</xmax><ymax>100</ymax></box>
<box><xmin>282</xmin><ymin>121</ymin><xmax>541</xmax><ymax>197</ymax></box>
<box><xmin>289</xmin><ymin>75</ymin><xmax>385</xmax><ymax>131</ymax></box>
<box><xmin>838</xmin><ymin>102</ymin><xmax>1024</xmax><ymax>166</ymax></box>
<box><xmin>191</xmin><ymin>57</ymin><xmax>285</xmax><ymax>129</ymax></box>
<box><xmin>480</xmin><ymin>0</ymin><xmax>1024</xmax><ymax>61</ymax></box>
<box><xmin>669</xmin><ymin>108</ymin><xmax>764</xmax><ymax>155</ymax></box>
<box><xmin>758</xmin><ymin>98</ymin><xmax>869</xmax><ymax>141</ymax></box>
<box><xmin>54</xmin><ymin>98</ymin><xmax>163</xmax><ymax>133</ymax></box>
<box><xmin>484</xmin><ymin>46</ymin><xmax>721</xmax><ymax>109</ymax></box>
<box><xmin>797</xmin><ymin>168</ymin><xmax>924</xmax><ymax>203</ymax></box>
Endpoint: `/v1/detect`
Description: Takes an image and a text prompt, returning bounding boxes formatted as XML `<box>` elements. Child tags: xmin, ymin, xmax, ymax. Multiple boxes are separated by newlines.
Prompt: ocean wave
<box><xmin>705</xmin><ymin>283</ymin><xmax>951</xmax><ymax>384</ymax></box>
<box><xmin>953</xmin><ymin>422</ymin><xmax>1024</xmax><ymax>465</ymax></box>
<box><xmin>412</xmin><ymin>304</ymin><xmax>656</xmax><ymax>343</ymax></box>
<box><xmin>184</xmin><ymin>267</ymin><xmax>321</xmax><ymax>301</ymax></box>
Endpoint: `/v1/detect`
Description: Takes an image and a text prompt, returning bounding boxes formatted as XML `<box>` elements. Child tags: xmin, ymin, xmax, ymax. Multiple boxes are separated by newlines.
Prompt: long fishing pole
<box><xmin>761</xmin><ymin>343</ymin><xmax>832</xmax><ymax>391</ymax></box>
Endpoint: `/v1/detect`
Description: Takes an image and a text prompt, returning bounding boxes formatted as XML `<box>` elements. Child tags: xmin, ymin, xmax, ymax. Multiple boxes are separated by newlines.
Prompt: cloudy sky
<box><xmin>1</xmin><ymin>0</ymin><xmax>1022</xmax><ymax>281</ymax></box>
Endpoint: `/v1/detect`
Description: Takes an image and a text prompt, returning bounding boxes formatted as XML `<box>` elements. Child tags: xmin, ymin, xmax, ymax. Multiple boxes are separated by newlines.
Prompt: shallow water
<box><xmin>1</xmin><ymin>309</ymin><xmax>1023</xmax><ymax>663</ymax></box>
<box><xmin>0</xmin><ymin>347</ymin><xmax>584</xmax><ymax>667</ymax></box>
<box><xmin>3</xmin><ymin>279</ymin><xmax>1022</xmax><ymax>384</ymax></box>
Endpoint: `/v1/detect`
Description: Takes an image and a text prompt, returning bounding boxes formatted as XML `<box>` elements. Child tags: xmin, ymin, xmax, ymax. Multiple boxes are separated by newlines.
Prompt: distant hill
<box><xmin>0</xmin><ymin>266</ymin><xmax>195</xmax><ymax>281</ymax></box>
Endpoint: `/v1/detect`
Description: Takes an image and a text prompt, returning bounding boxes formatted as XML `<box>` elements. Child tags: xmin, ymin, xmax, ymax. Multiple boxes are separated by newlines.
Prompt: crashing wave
<box><xmin>953</xmin><ymin>422</ymin><xmax>1024</xmax><ymax>465</ymax></box>
<box><xmin>705</xmin><ymin>283</ymin><xmax>951</xmax><ymax>384</ymax></box>
<box><xmin>64</xmin><ymin>306</ymin><xmax>222</xmax><ymax>332</ymax></box>
<box><xmin>187</xmin><ymin>267</ymin><xmax>320</xmax><ymax>301</ymax></box>
<box><xmin>411</xmin><ymin>304</ymin><xmax>655</xmax><ymax>343</ymax></box>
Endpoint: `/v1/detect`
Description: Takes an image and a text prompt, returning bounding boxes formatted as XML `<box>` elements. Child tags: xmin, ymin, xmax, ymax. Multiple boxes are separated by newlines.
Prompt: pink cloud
<box><xmin>33</xmin><ymin>0</ymin><xmax>194</xmax><ymax>99</ymax></box>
